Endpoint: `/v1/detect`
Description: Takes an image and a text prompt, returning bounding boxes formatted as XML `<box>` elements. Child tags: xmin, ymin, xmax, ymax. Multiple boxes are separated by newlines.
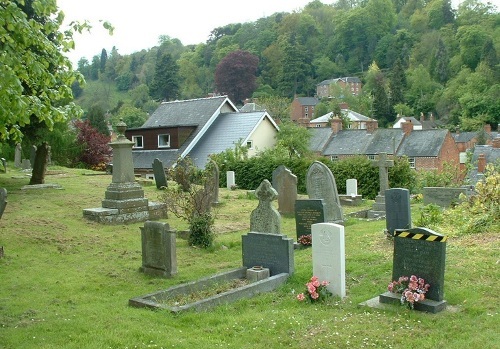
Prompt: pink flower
<box><xmin>388</xmin><ymin>283</ymin><xmax>394</xmax><ymax>292</ymax></box>
<box><xmin>312</xmin><ymin>280</ymin><xmax>320</xmax><ymax>288</ymax></box>
<box><xmin>310</xmin><ymin>276</ymin><xmax>319</xmax><ymax>283</ymax></box>
<box><xmin>297</xmin><ymin>293</ymin><xmax>305</xmax><ymax>301</ymax></box>
<box><xmin>410</xmin><ymin>275</ymin><xmax>418</xmax><ymax>282</ymax></box>
<box><xmin>307</xmin><ymin>283</ymin><xmax>316</xmax><ymax>294</ymax></box>
<box><xmin>321</xmin><ymin>280</ymin><xmax>329</xmax><ymax>286</ymax></box>
<box><xmin>311</xmin><ymin>292</ymin><xmax>319</xmax><ymax>300</ymax></box>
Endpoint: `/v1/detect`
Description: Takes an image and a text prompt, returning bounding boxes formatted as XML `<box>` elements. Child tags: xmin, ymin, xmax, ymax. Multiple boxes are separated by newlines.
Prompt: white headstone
<box><xmin>312</xmin><ymin>222</ymin><xmax>346</xmax><ymax>298</ymax></box>
<box><xmin>346</xmin><ymin>179</ymin><xmax>358</xmax><ymax>196</ymax></box>
<box><xmin>226</xmin><ymin>171</ymin><xmax>235</xmax><ymax>189</ymax></box>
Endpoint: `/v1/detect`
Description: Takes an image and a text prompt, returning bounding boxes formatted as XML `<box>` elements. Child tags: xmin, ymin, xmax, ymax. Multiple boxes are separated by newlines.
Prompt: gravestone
<box><xmin>306</xmin><ymin>161</ymin><xmax>343</xmax><ymax>223</ymax></box>
<box><xmin>379</xmin><ymin>227</ymin><xmax>447</xmax><ymax>313</ymax></box>
<box><xmin>0</xmin><ymin>188</ymin><xmax>7</xmax><ymax>219</ymax></box>
<box><xmin>226</xmin><ymin>171</ymin><xmax>235</xmax><ymax>189</ymax></box>
<box><xmin>242</xmin><ymin>232</ymin><xmax>294</xmax><ymax>276</ymax></box>
<box><xmin>273</xmin><ymin>165</ymin><xmax>297</xmax><ymax>214</ymax></box>
<box><xmin>250</xmin><ymin>179</ymin><xmax>281</xmax><ymax>234</ymax></box>
<box><xmin>206</xmin><ymin>159</ymin><xmax>219</xmax><ymax>205</ymax></box>
<box><xmin>21</xmin><ymin>159</ymin><xmax>31</xmax><ymax>170</ymax></box>
<box><xmin>0</xmin><ymin>158</ymin><xmax>6</xmax><ymax>173</ymax></box>
<box><xmin>385</xmin><ymin>188</ymin><xmax>411</xmax><ymax>235</ymax></box>
<box><xmin>152</xmin><ymin>158</ymin><xmax>168</xmax><ymax>189</ymax></box>
<box><xmin>295</xmin><ymin>199</ymin><xmax>325</xmax><ymax>239</ymax></box>
<box><xmin>346</xmin><ymin>179</ymin><xmax>358</xmax><ymax>196</ymax></box>
<box><xmin>14</xmin><ymin>143</ymin><xmax>22</xmax><ymax>168</ymax></box>
<box><xmin>140</xmin><ymin>221</ymin><xmax>177</xmax><ymax>278</ymax></box>
<box><xmin>368</xmin><ymin>153</ymin><xmax>394</xmax><ymax>218</ymax></box>
<box><xmin>312</xmin><ymin>222</ymin><xmax>346</xmax><ymax>298</ymax></box>
<box><xmin>30</xmin><ymin>145</ymin><xmax>37</xmax><ymax>168</ymax></box>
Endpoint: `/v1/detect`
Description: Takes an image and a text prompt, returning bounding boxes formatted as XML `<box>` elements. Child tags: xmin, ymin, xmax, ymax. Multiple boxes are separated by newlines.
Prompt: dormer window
<box><xmin>158</xmin><ymin>134</ymin><xmax>171</xmax><ymax>148</ymax></box>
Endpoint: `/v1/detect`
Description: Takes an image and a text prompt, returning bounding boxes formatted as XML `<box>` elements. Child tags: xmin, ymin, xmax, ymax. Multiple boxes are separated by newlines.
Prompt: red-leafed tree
<box><xmin>74</xmin><ymin>120</ymin><xmax>112</xmax><ymax>170</ymax></box>
<box><xmin>215</xmin><ymin>50</ymin><xmax>259</xmax><ymax>104</ymax></box>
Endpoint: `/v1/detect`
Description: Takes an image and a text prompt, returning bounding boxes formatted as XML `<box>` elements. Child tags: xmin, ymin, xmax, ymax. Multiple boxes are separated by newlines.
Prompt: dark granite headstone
<box><xmin>242</xmin><ymin>232</ymin><xmax>294</xmax><ymax>276</ymax></box>
<box><xmin>385</xmin><ymin>188</ymin><xmax>411</xmax><ymax>235</ymax></box>
<box><xmin>140</xmin><ymin>221</ymin><xmax>177</xmax><ymax>277</ymax></box>
<box><xmin>0</xmin><ymin>188</ymin><xmax>7</xmax><ymax>219</ymax></box>
<box><xmin>295</xmin><ymin>199</ymin><xmax>325</xmax><ymax>239</ymax></box>
<box><xmin>152</xmin><ymin>158</ymin><xmax>168</xmax><ymax>189</ymax></box>
<box><xmin>392</xmin><ymin>227</ymin><xmax>447</xmax><ymax>302</ymax></box>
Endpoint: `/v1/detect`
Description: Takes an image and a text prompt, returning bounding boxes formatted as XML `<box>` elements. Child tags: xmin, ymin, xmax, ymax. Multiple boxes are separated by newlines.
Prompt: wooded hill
<box><xmin>73</xmin><ymin>0</ymin><xmax>499</xmax><ymax>131</ymax></box>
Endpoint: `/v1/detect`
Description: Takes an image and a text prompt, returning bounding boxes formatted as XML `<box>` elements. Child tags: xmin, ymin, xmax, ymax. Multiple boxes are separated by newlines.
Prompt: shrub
<box><xmin>74</xmin><ymin>120</ymin><xmax>112</xmax><ymax>168</ymax></box>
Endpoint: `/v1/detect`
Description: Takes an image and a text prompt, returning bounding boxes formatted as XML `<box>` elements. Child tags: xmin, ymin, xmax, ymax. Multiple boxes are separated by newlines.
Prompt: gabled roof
<box><xmin>309</xmin><ymin>127</ymin><xmax>334</xmax><ymax>153</ymax></box>
<box><xmin>310</xmin><ymin>110</ymin><xmax>375</xmax><ymax>124</ymax></box>
<box><xmin>452</xmin><ymin>131</ymin><xmax>476</xmax><ymax>143</ymax></box>
<box><xmin>394</xmin><ymin>116</ymin><xmax>422</xmax><ymax>127</ymax></box>
<box><xmin>317</xmin><ymin>77</ymin><xmax>361</xmax><ymax>86</ymax></box>
<box><xmin>322</xmin><ymin>129</ymin><xmax>374</xmax><ymax>155</ymax></box>
<box><xmin>310</xmin><ymin>112</ymin><xmax>333</xmax><ymax>124</ymax></box>
<box><xmin>467</xmin><ymin>144</ymin><xmax>500</xmax><ymax>184</ymax></box>
<box><xmin>239</xmin><ymin>103</ymin><xmax>266</xmax><ymax>112</ymax></box>
<box><xmin>396</xmin><ymin>129</ymin><xmax>449</xmax><ymax>157</ymax></box>
<box><xmin>295</xmin><ymin>97</ymin><xmax>319</xmax><ymax>106</ymax></box>
<box><xmin>189</xmin><ymin>111</ymin><xmax>278</xmax><ymax>168</ymax></box>
<box><xmin>365</xmin><ymin>129</ymin><xmax>405</xmax><ymax>155</ymax></box>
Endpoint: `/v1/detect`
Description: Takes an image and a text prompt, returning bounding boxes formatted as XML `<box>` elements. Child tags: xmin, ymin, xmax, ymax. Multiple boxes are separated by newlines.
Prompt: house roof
<box><xmin>366</xmin><ymin>129</ymin><xmax>405</xmax><ymax>155</ymax></box>
<box><xmin>452</xmin><ymin>131</ymin><xmax>476</xmax><ymax>143</ymax></box>
<box><xmin>310</xmin><ymin>112</ymin><xmax>333</xmax><ymax>124</ymax></box>
<box><xmin>467</xmin><ymin>144</ymin><xmax>500</xmax><ymax>184</ymax></box>
<box><xmin>309</xmin><ymin>127</ymin><xmax>334</xmax><ymax>153</ymax></box>
<box><xmin>396</xmin><ymin>129</ymin><xmax>449</xmax><ymax>157</ymax></box>
<box><xmin>239</xmin><ymin>103</ymin><xmax>266</xmax><ymax>112</ymax></box>
<box><xmin>310</xmin><ymin>110</ymin><xmax>374</xmax><ymax>124</ymax></box>
<box><xmin>295</xmin><ymin>97</ymin><xmax>319</xmax><ymax>106</ymax></box>
<box><xmin>317</xmin><ymin>77</ymin><xmax>361</xmax><ymax>86</ymax></box>
<box><xmin>394</xmin><ymin>116</ymin><xmax>422</xmax><ymax>127</ymax></box>
<box><xmin>322</xmin><ymin>129</ymin><xmax>374</xmax><ymax>155</ymax></box>
<box><xmin>189</xmin><ymin>111</ymin><xmax>278</xmax><ymax>168</ymax></box>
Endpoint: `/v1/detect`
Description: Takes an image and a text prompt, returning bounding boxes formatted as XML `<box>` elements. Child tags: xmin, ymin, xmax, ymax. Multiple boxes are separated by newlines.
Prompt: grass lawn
<box><xmin>0</xmin><ymin>166</ymin><xmax>498</xmax><ymax>348</ymax></box>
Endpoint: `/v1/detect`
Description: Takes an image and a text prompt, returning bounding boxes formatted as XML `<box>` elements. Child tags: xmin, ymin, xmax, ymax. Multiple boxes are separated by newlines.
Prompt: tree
<box><xmin>275</xmin><ymin>121</ymin><xmax>311</xmax><ymax>158</ymax></box>
<box><xmin>74</xmin><ymin>120</ymin><xmax>112</xmax><ymax>169</ymax></box>
<box><xmin>149</xmin><ymin>53</ymin><xmax>180</xmax><ymax>101</ymax></box>
<box><xmin>215</xmin><ymin>50</ymin><xmax>259</xmax><ymax>104</ymax></box>
<box><xmin>100</xmin><ymin>48</ymin><xmax>108</xmax><ymax>74</ymax></box>
<box><xmin>0</xmin><ymin>0</ymin><xmax>87</xmax><ymax>143</ymax></box>
<box><xmin>389</xmin><ymin>58</ymin><xmax>407</xmax><ymax>109</ymax></box>
<box><xmin>87</xmin><ymin>104</ymin><xmax>109</xmax><ymax>136</ymax></box>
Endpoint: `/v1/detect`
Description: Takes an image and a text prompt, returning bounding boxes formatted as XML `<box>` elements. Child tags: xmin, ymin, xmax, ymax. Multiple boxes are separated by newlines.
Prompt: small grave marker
<box><xmin>385</xmin><ymin>188</ymin><xmax>411</xmax><ymax>235</ymax></box>
<box><xmin>295</xmin><ymin>199</ymin><xmax>325</xmax><ymax>239</ymax></box>
<box><xmin>152</xmin><ymin>158</ymin><xmax>168</xmax><ymax>189</ymax></box>
<box><xmin>140</xmin><ymin>221</ymin><xmax>177</xmax><ymax>278</ymax></box>
<box><xmin>226</xmin><ymin>171</ymin><xmax>235</xmax><ymax>189</ymax></box>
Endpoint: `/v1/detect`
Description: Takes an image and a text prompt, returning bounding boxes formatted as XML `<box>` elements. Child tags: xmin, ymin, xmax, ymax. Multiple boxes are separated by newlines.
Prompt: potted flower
<box><xmin>297</xmin><ymin>276</ymin><xmax>331</xmax><ymax>303</ymax></box>
<box><xmin>388</xmin><ymin>275</ymin><xmax>430</xmax><ymax>309</ymax></box>
<box><xmin>297</xmin><ymin>234</ymin><xmax>312</xmax><ymax>247</ymax></box>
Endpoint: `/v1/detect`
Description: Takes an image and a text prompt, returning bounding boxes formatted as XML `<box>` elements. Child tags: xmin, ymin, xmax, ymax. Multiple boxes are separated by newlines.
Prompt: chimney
<box><xmin>331</xmin><ymin>117</ymin><xmax>343</xmax><ymax>134</ymax></box>
<box><xmin>477</xmin><ymin>153</ymin><xmax>486</xmax><ymax>173</ymax></box>
<box><xmin>484</xmin><ymin>124</ymin><xmax>491</xmax><ymax>134</ymax></box>
<box><xmin>493</xmin><ymin>136</ymin><xmax>500</xmax><ymax>149</ymax></box>
<box><xmin>401</xmin><ymin>120</ymin><xmax>413</xmax><ymax>136</ymax></box>
<box><xmin>420</xmin><ymin>112</ymin><xmax>424</xmax><ymax>122</ymax></box>
<box><xmin>339</xmin><ymin>102</ymin><xmax>348</xmax><ymax>110</ymax></box>
<box><xmin>366</xmin><ymin>120</ymin><xmax>378</xmax><ymax>134</ymax></box>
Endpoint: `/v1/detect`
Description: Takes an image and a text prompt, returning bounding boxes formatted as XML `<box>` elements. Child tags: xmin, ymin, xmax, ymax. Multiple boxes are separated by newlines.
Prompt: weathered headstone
<box><xmin>30</xmin><ymin>145</ymin><xmax>37</xmax><ymax>168</ymax></box>
<box><xmin>346</xmin><ymin>179</ymin><xmax>358</xmax><ymax>196</ymax></box>
<box><xmin>14</xmin><ymin>143</ymin><xmax>22</xmax><ymax>168</ymax></box>
<box><xmin>21</xmin><ymin>159</ymin><xmax>31</xmax><ymax>170</ymax></box>
<box><xmin>368</xmin><ymin>153</ymin><xmax>394</xmax><ymax>218</ymax></box>
<box><xmin>242</xmin><ymin>232</ymin><xmax>294</xmax><ymax>276</ymax></box>
<box><xmin>206</xmin><ymin>159</ymin><xmax>219</xmax><ymax>205</ymax></box>
<box><xmin>312</xmin><ymin>222</ymin><xmax>346</xmax><ymax>298</ymax></box>
<box><xmin>385</xmin><ymin>188</ymin><xmax>411</xmax><ymax>235</ymax></box>
<box><xmin>306</xmin><ymin>161</ymin><xmax>343</xmax><ymax>223</ymax></box>
<box><xmin>273</xmin><ymin>166</ymin><xmax>297</xmax><ymax>214</ymax></box>
<box><xmin>250</xmin><ymin>179</ymin><xmax>281</xmax><ymax>234</ymax></box>
<box><xmin>0</xmin><ymin>158</ymin><xmax>6</xmax><ymax>173</ymax></box>
<box><xmin>295</xmin><ymin>199</ymin><xmax>325</xmax><ymax>239</ymax></box>
<box><xmin>226</xmin><ymin>171</ymin><xmax>235</xmax><ymax>189</ymax></box>
<box><xmin>140</xmin><ymin>221</ymin><xmax>177</xmax><ymax>278</ymax></box>
<box><xmin>0</xmin><ymin>188</ymin><xmax>7</xmax><ymax>220</ymax></box>
<box><xmin>152</xmin><ymin>158</ymin><xmax>168</xmax><ymax>189</ymax></box>
<box><xmin>379</xmin><ymin>227</ymin><xmax>447</xmax><ymax>313</ymax></box>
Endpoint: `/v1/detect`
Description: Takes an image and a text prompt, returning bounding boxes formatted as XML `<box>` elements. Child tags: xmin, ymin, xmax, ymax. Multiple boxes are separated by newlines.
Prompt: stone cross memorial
<box><xmin>250</xmin><ymin>179</ymin><xmax>281</xmax><ymax>234</ymax></box>
<box><xmin>385</xmin><ymin>188</ymin><xmax>412</xmax><ymax>235</ymax></box>
<box><xmin>273</xmin><ymin>165</ymin><xmax>297</xmax><ymax>215</ymax></box>
<box><xmin>379</xmin><ymin>227</ymin><xmax>448</xmax><ymax>313</ymax></box>
<box><xmin>368</xmin><ymin>153</ymin><xmax>394</xmax><ymax>217</ymax></box>
<box><xmin>312</xmin><ymin>222</ymin><xmax>346</xmax><ymax>298</ymax></box>
<box><xmin>152</xmin><ymin>158</ymin><xmax>168</xmax><ymax>189</ymax></box>
<box><xmin>140</xmin><ymin>221</ymin><xmax>177</xmax><ymax>278</ymax></box>
<box><xmin>306</xmin><ymin>161</ymin><xmax>343</xmax><ymax>223</ymax></box>
<box><xmin>295</xmin><ymin>199</ymin><xmax>325</xmax><ymax>240</ymax></box>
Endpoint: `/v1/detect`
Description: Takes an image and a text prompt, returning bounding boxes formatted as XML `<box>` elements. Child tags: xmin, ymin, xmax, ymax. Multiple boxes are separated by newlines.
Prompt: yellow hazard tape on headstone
<box><xmin>394</xmin><ymin>231</ymin><xmax>447</xmax><ymax>242</ymax></box>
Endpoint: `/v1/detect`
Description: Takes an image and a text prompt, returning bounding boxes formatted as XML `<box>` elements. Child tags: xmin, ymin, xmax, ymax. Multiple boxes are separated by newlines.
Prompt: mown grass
<box><xmin>0</xmin><ymin>166</ymin><xmax>498</xmax><ymax>349</ymax></box>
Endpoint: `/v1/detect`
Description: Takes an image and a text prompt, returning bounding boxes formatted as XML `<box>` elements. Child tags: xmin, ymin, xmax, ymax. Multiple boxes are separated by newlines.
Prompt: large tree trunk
<box><xmin>29</xmin><ymin>142</ymin><xmax>50</xmax><ymax>185</ymax></box>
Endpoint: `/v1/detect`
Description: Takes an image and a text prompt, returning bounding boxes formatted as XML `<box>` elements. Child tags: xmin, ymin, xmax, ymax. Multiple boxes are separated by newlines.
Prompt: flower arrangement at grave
<box><xmin>388</xmin><ymin>275</ymin><xmax>430</xmax><ymax>309</ymax></box>
<box><xmin>297</xmin><ymin>234</ymin><xmax>312</xmax><ymax>246</ymax></box>
<box><xmin>297</xmin><ymin>276</ymin><xmax>331</xmax><ymax>303</ymax></box>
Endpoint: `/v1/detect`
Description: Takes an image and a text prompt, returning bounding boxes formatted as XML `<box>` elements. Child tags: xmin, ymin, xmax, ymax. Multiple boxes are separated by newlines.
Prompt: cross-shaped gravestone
<box><xmin>371</xmin><ymin>152</ymin><xmax>394</xmax><ymax>196</ymax></box>
<box><xmin>250</xmin><ymin>179</ymin><xmax>281</xmax><ymax>234</ymax></box>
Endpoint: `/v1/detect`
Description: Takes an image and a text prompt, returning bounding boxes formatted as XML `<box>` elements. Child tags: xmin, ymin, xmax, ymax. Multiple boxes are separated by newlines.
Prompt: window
<box><xmin>305</xmin><ymin>106</ymin><xmax>309</xmax><ymax>112</ymax></box>
<box><xmin>132</xmin><ymin>135</ymin><xmax>143</xmax><ymax>149</ymax></box>
<box><xmin>330</xmin><ymin>155</ymin><xmax>339</xmax><ymax>162</ymax></box>
<box><xmin>315</xmin><ymin>124</ymin><xmax>321</xmax><ymax>128</ymax></box>
<box><xmin>367</xmin><ymin>155</ymin><xmax>375</xmax><ymax>160</ymax></box>
<box><xmin>158</xmin><ymin>134</ymin><xmax>170</xmax><ymax>148</ymax></box>
<box><xmin>409</xmin><ymin>157</ymin><xmax>415</xmax><ymax>169</ymax></box>
<box><xmin>246</xmin><ymin>140</ymin><xmax>253</xmax><ymax>149</ymax></box>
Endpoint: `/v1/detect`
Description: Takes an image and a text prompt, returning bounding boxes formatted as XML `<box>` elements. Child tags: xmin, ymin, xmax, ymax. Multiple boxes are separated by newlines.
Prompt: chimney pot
<box><xmin>478</xmin><ymin>153</ymin><xmax>486</xmax><ymax>173</ymax></box>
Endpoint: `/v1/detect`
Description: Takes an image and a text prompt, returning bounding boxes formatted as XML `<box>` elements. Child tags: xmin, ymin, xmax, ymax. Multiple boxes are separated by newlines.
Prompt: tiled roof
<box><xmin>132</xmin><ymin>149</ymin><xmax>180</xmax><ymax>170</ymax></box>
<box><xmin>452</xmin><ymin>132</ymin><xmax>476</xmax><ymax>143</ymax></box>
<box><xmin>322</xmin><ymin>130</ymin><xmax>374</xmax><ymax>156</ymax></box>
<box><xmin>296</xmin><ymin>97</ymin><xmax>319</xmax><ymax>106</ymax></box>
<box><xmin>396</xmin><ymin>129</ymin><xmax>449</xmax><ymax>157</ymax></box>
<box><xmin>309</xmin><ymin>127</ymin><xmax>334</xmax><ymax>153</ymax></box>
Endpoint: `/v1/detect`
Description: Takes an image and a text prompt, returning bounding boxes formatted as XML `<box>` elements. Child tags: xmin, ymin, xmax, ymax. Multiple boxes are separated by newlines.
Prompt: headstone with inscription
<box><xmin>385</xmin><ymin>188</ymin><xmax>412</xmax><ymax>235</ymax></box>
<box><xmin>0</xmin><ymin>188</ymin><xmax>7</xmax><ymax>220</ymax></box>
<box><xmin>346</xmin><ymin>179</ymin><xmax>358</xmax><ymax>196</ymax></box>
<box><xmin>250</xmin><ymin>179</ymin><xmax>281</xmax><ymax>234</ymax></box>
<box><xmin>21</xmin><ymin>159</ymin><xmax>31</xmax><ymax>170</ymax></box>
<box><xmin>14</xmin><ymin>143</ymin><xmax>22</xmax><ymax>168</ymax></box>
<box><xmin>152</xmin><ymin>158</ymin><xmax>168</xmax><ymax>189</ymax></box>
<box><xmin>140</xmin><ymin>221</ymin><xmax>177</xmax><ymax>278</ymax></box>
<box><xmin>295</xmin><ymin>199</ymin><xmax>325</xmax><ymax>239</ymax></box>
<box><xmin>273</xmin><ymin>165</ymin><xmax>297</xmax><ymax>214</ymax></box>
<box><xmin>306</xmin><ymin>161</ymin><xmax>343</xmax><ymax>223</ymax></box>
<box><xmin>312</xmin><ymin>222</ymin><xmax>346</xmax><ymax>298</ymax></box>
<box><xmin>242</xmin><ymin>232</ymin><xmax>294</xmax><ymax>276</ymax></box>
<box><xmin>379</xmin><ymin>227</ymin><xmax>447</xmax><ymax>313</ymax></box>
<box><xmin>226</xmin><ymin>171</ymin><xmax>235</xmax><ymax>189</ymax></box>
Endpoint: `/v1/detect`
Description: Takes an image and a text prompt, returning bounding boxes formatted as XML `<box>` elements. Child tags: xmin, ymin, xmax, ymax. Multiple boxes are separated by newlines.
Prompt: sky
<box><xmin>58</xmin><ymin>0</ymin><xmax>325</xmax><ymax>65</ymax></box>
<box><xmin>58</xmin><ymin>0</ymin><xmax>498</xmax><ymax>66</ymax></box>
